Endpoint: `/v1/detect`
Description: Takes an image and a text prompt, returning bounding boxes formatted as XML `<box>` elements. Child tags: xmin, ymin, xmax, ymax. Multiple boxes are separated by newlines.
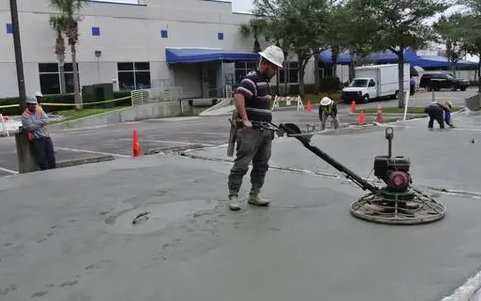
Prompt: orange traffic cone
<box><xmin>133</xmin><ymin>129</ymin><xmax>141</xmax><ymax>157</ymax></box>
<box><xmin>351</xmin><ymin>100</ymin><xmax>356</xmax><ymax>114</ymax></box>
<box><xmin>359</xmin><ymin>110</ymin><xmax>365</xmax><ymax>125</ymax></box>
<box><xmin>306</xmin><ymin>99</ymin><xmax>312</xmax><ymax>112</ymax></box>
<box><xmin>376</xmin><ymin>105</ymin><xmax>383</xmax><ymax>124</ymax></box>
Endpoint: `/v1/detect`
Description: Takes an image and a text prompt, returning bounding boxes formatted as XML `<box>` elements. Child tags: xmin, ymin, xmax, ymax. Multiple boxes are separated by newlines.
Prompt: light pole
<box><xmin>9</xmin><ymin>0</ymin><xmax>26</xmax><ymax>107</ymax></box>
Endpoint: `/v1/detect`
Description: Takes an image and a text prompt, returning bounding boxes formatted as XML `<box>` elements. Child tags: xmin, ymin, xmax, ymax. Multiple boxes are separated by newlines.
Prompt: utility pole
<box><xmin>9</xmin><ymin>0</ymin><xmax>27</xmax><ymax>107</ymax></box>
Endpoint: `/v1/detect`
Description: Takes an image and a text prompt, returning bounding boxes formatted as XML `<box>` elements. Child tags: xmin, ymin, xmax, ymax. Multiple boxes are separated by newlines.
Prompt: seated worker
<box><xmin>319</xmin><ymin>97</ymin><xmax>339</xmax><ymax>130</ymax></box>
<box><xmin>21</xmin><ymin>96</ymin><xmax>56</xmax><ymax>170</ymax></box>
<box><xmin>424</xmin><ymin>101</ymin><xmax>455</xmax><ymax>129</ymax></box>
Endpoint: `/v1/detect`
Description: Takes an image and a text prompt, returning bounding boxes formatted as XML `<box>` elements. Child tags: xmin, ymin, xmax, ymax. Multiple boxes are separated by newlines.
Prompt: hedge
<box><xmin>0</xmin><ymin>91</ymin><xmax>132</xmax><ymax>116</ymax></box>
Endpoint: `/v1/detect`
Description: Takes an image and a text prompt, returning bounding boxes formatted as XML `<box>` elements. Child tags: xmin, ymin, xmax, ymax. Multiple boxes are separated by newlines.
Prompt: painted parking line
<box><xmin>181</xmin><ymin>131</ymin><xmax>228</xmax><ymax>136</ymax></box>
<box><xmin>0</xmin><ymin>166</ymin><xmax>18</xmax><ymax>175</ymax></box>
<box><xmin>54</xmin><ymin>147</ymin><xmax>130</xmax><ymax>158</ymax></box>
<box><xmin>117</xmin><ymin>138</ymin><xmax>215</xmax><ymax>147</ymax></box>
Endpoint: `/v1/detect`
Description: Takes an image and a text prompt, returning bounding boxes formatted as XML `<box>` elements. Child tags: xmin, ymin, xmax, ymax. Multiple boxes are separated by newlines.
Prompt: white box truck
<box><xmin>341</xmin><ymin>63</ymin><xmax>411</xmax><ymax>103</ymax></box>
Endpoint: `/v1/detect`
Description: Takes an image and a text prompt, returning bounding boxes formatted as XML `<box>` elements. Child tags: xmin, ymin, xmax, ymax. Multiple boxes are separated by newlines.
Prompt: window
<box><xmin>6</xmin><ymin>23</ymin><xmax>13</xmax><ymax>34</ymax></box>
<box><xmin>117</xmin><ymin>62</ymin><xmax>151</xmax><ymax>90</ymax></box>
<box><xmin>218</xmin><ymin>32</ymin><xmax>224</xmax><ymax>40</ymax></box>
<box><xmin>279</xmin><ymin>61</ymin><xmax>298</xmax><ymax>83</ymax></box>
<box><xmin>38</xmin><ymin>63</ymin><xmax>79</xmax><ymax>95</ymax></box>
<box><xmin>234</xmin><ymin>61</ymin><xmax>257</xmax><ymax>85</ymax></box>
<box><xmin>92</xmin><ymin>27</ymin><xmax>100</xmax><ymax>36</ymax></box>
<box><xmin>160</xmin><ymin>29</ymin><xmax>168</xmax><ymax>38</ymax></box>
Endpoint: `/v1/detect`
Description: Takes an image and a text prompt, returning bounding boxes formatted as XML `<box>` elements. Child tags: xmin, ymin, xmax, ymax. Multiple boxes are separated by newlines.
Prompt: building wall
<box><xmin>0</xmin><ymin>0</ymin><xmax>276</xmax><ymax>98</ymax></box>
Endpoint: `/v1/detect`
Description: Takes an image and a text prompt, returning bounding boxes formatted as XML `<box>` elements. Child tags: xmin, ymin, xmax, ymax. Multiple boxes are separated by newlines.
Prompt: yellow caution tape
<box><xmin>0</xmin><ymin>96</ymin><xmax>131</xmax><ymax>109</ymax></box>
<box><xmin>0</xmin><ymin>104</ymin><xmax>20</xmax><ymax>109</ymax></box>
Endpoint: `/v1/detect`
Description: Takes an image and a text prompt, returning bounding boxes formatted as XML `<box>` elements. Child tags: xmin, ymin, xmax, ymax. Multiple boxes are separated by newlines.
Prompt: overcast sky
<box><xmin>231</xmin><ymin>0</ymin><xmax>254</xmax><ymax>13</ymax></box>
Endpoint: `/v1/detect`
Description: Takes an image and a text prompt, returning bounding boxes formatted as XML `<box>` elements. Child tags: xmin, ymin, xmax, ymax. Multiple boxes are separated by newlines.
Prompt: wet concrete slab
<box><xmin>1</xmin><ymin>154</ymin><xmax>481</xmax><ymax>301</ymax></box>
<box><xmin>189</xmin><ymin>112</ymin><xmax>481</xmax><ymax>194</ymax></box>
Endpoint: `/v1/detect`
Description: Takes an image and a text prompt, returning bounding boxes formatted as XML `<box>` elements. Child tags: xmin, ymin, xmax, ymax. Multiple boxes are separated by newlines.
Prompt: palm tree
<box><xmin>240</xmin><ymin>18</ymin><xmax>268</xmax><ymax>52</ymax></box>
<box><xmin>48</xmin><ymin>0</ymin><xmax>88</xmax><ymax>109</ymax></box>
<box><xmin>49</xmin><ymin>15</ymin><xmax>67</xmax><ymax>94</ymax></box>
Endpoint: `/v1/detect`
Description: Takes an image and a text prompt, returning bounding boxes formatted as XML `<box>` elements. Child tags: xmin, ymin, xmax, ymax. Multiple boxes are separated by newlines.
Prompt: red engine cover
<box><xmin>386</xmin><ymin>171</ymin><xmax>410</xmax><ymax>191</ymax></box>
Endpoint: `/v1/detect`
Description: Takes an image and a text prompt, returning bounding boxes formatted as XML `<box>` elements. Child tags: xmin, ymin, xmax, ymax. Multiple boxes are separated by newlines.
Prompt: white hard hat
<box><xmin>446</xmin><ymin>101</ymin><xmax>453</xmax><ymax>109</ymax></box>
<box><xmin>320</xmin><ymin>97</ymin><xmax>333</xmax><ymax>106</ymax></box>
<box><xmin>259</xmin><ymin>45</ymin><xmax>284</xmax><ymax>68</ymax></box>
<box><xmin>26</xmin><ymin>96</ymin><xmax>38</xmax><ymax>104</ymax></box>
<box><xmin>35</xmin><ymin>91</ymin><xmax>43</xmax><ymax>97</ymax></box>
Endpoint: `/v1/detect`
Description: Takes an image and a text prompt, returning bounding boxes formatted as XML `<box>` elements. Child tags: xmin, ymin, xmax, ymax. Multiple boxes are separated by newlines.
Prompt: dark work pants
<box><xmin>30</xmin><ymin>137</ymin><xmax>56</xmax><ymax>170</ymax></box>
<box><xmin>228</xmin><ymin>127</ymin><xmax>273</xmax><ymax>195</ymax></box>
<box><xmin>425</xmin><ymin>106</ymin><xmax>445</xmax><ymax>129</ymax></box>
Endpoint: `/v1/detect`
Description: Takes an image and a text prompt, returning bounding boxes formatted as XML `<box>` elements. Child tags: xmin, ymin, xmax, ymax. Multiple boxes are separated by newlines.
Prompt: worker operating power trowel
<box><xmin>226</xmin><ymin>45</ymin><xmax>285</xmax><ymax>211</ymax></box>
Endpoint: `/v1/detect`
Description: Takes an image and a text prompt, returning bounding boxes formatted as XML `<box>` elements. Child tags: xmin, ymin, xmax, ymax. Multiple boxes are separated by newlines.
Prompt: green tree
<box><xmin>49</xmin><ymin>15</ymin><xmax>67</xmax><ymax>94</ymax></box>
<box><xmin>48</xmin><ymin>0</ymin><xmax>88</xmax><ymax>109</ymax></box>
<box><xmin>253</xmin><ymin>0</ymin><xmax>329</xmax><ymax>96</ymax></box>
<box><xmin>456</xmin><ymin>14</ymin><xmax>481</xmax><ymax>91</ymax></box>
<box><xmin>350</xmin><ymin>0</ymin><xmax>449</xmax><ymax>107</ymax></box>
<box><xmin>434</xmin><ymin>13</ymin><xmax>467</xmax><ymax>74</ymax></box>
<box><xmin>239</xmin><ymin>18</ymin><xmax>268</xmax><ymax>52</ymax></box>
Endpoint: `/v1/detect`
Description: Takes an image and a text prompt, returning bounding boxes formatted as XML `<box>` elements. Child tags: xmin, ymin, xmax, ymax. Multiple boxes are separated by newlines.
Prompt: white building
<box><xmin>0</xmin><ymin>0</ymin><xmax>322</xmax><ymax>100</ymax></box>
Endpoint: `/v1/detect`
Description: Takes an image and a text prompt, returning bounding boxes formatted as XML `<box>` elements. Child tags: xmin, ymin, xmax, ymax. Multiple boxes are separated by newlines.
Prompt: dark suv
<box><xmin>419</xmin><ymin>72</ymin><xmax>469</xmax><ymax>91</ymax></box>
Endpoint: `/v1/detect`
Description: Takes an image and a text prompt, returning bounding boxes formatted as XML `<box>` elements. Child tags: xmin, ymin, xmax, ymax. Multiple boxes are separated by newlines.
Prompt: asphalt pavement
<box><xmin>0</xmin><ymin>87</ymin><xmax>475</xmax><ymax>175</ymax></box>
<box><xmin>1</xmin><ymin>109</ymin><xmax>481</xmax><ymax>301</ymax></box>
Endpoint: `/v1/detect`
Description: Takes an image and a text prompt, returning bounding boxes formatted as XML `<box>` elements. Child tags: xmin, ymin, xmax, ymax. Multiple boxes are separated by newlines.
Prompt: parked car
<box><xmin>419</xmin><ymin>72</ymin><xmax>469</xmax><ymax>91</ymax></box>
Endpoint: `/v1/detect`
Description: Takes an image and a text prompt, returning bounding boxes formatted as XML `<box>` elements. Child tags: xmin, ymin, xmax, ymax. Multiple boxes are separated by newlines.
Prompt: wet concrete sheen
<box><xmin>1</xmin><ymin>150</ymin><xmax>481</xmax><ymax>300</ymax></box>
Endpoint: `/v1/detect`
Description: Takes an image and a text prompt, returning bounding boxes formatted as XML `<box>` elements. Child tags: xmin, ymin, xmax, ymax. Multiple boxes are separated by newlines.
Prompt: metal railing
<box><xmin>130</xmin><ymin>86</ymin><xmax>183</xmax><ymax>106</ymax></box>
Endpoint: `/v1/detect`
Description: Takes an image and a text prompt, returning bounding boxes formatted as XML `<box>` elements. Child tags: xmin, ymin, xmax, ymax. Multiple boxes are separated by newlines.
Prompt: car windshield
<box><xmin>350</xmin><ymin>79</ymin><xmax>368</xmax><ymax>87</ymax></box>
<box><xmin>446</xmin><ymin>74</ymin><xmax>455</xmax><ymax>79</ymax></box>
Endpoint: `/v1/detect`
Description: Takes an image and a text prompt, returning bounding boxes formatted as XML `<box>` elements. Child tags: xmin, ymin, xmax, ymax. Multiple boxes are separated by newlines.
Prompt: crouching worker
<box><xmin>424</xmin><ymin>101</ymin><xmax>455</xmax><ymax>129</ymax></box>
<box><xmin>319</xmin><ymin>97</ymin><xmax>339</xmax><ymax>130</ymax></box>
<box><xmin>21</xmin><ymin>97</ymin><xmax>56</xmax><ymax>170</ymax></box>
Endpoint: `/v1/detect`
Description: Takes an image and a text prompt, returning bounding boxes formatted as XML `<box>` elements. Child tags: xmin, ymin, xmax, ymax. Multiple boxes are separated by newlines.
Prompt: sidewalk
<box><xmin>1</xmin><ymin>112</ymin><xmax>481</xmax><ymax>301</ymax></box>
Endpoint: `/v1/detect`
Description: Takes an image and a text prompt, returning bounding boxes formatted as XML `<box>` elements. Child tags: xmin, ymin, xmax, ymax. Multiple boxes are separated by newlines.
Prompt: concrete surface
<box><xmin>0</xmin><ymin>110</ymin><xmax>393</xmax><ymax>175</ymax></box>
<box><xmin>1</xmin><ymin>111</ymin><xmax>481</xmax><ymax>301</ymax></box>
<box><xmin>188</xmin><ymin>110</ymin><xmax>481</xmax><ymax>194</ymax></box>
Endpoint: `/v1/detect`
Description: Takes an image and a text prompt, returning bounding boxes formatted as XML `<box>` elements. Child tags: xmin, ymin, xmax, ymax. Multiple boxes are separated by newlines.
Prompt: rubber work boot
<box><xmin>228</xmin><ymin>193</ymin><xmax>241</xmax><ymax>211</ymax></box>
<box><xmin>248</xmin><ymin>188</ymin><xmax>270</xmax><ymax>206</ymax></box>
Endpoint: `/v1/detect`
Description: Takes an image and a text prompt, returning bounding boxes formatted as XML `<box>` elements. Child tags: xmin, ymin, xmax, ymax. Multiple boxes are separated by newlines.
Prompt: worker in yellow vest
<box><xmin>319</xmin><ymin>97</ymin><xmax>339</xmax><ymax>130</ymax></box>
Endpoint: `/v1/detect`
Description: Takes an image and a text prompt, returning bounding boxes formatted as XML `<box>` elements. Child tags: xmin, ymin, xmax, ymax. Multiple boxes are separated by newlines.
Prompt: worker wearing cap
<box><xmin>227</xmin><ymin>45</ymin><xmax>284</xmax><ymax>211</ymax></box>
<box><xmin>424</xmin><ymin>100</ymin><xmax>454</xmax><ymax>129</ymax></box>
<box><xmin>21</xmin><ymin>96</ymin><xmax>56</xmax><ymax>170</ymax></box>
<box><xmin>319</xmin><ymin>97</ymin><xmax>339</xmax><ymax>130</ymax></box>
<box><xmin>34</xmin><ymin>91</ymin><xmax>44</xmax><ymax>106</ymax></box>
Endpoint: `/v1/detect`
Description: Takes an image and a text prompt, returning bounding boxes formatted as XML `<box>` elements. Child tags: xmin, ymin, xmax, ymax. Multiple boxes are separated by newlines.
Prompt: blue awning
<box><xmin>166</xmin><ymin>48</ymin><xmax>260</xmax><ymax>64</ymax></box>
<box><xmin>319</xmin><ymin>48</ymin><xmax>418</xmax><ymax>65</ymax></box>
<box><xmin>411</xmin><ymin>55</ymin><xmax>478</xmax><ymax>68</ymax></box>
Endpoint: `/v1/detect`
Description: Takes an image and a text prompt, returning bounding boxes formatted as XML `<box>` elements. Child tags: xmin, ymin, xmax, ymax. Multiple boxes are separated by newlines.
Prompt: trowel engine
<box><xmin>247</xmin><ymin>121</ymin><xmax>446</xmax><ymax>225</ymax></box>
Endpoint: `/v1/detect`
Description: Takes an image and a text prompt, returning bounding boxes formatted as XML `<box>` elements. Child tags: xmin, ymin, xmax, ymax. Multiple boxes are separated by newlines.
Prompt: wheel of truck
<box><xmin>392</xmin><ymin>90</ymin><xmax>399</xmax><ymax>100</ymax></box>
<box><xmin>460</xmin><ymin>86</ymin><xmax>467</xmax><ymax>91</ymax></box>
<box><xmin>451</xmin><ymin>84</ymin><xmax>457</xmax><ymax>91</ymax></box>
<box><xmin>362</xmin><ymin>95</ymin><xmax>369</xmax><ymax>103</ymax></box>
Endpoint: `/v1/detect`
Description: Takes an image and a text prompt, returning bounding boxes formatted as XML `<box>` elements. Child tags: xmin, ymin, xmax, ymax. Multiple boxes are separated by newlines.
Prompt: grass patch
<box><xmin>353</xmin><ymin>106</ymin><xmax>461</xmax><ymax>114</ymax></box>
<box><xmin>48</xmin><ymin>106</ymin><xmax>130</xmax><ymax>125</ymax></box>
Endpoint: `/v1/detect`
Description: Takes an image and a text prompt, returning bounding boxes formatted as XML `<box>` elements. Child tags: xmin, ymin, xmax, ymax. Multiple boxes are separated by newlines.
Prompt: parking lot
<box><xmin>0</xmin><ymin>87</ymin><xmax>476</xmax><ymax>176</ymax></box>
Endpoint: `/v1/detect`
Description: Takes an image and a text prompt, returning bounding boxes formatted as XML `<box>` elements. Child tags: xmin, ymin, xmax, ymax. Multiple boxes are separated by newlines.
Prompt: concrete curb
<box><xmin>56</xmin><ymin>155</ymin><xmax>115</xmax><ymax>168</ymax></box>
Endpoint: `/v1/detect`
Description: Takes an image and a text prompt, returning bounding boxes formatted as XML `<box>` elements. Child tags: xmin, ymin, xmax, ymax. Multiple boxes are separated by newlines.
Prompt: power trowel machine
<box><xmin>227</xmin><ymin>114</ymin><xmax>446</xmax><ymax>225</ymax></box>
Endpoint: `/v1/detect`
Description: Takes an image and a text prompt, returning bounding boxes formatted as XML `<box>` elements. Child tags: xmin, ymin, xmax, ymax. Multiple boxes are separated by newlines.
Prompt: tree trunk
<box><xmin>478</xmin><ymin>60</ymin><xmax>481</xmax><ymax>92</ymax></box>
<box><xmin>58</xmin><ymin>57</ymin><xmax>66</xmax><ymax>94</ymax></box>
<box><xmin>397</xmin><ymin>45</ymin><xmax>405</xmax><ymax>109</ymax></box>
<box><xmin>70</xmin><ymin>43</ymin><xmax>82</xmax><ymax>110</ymax></box>
<box><xmin>297</xmin><ymin>55</ymin><xmax>306</xmax><ymax>97</ymax></box>
<box><xmin>283</xmin><ymin>53</ymin><xmax>288</xmax><ymax>96</ymax></box>
<box><xmin>314</xmin><ymin>57</ymin><xmax>320</xmax><ymax>94</ymax></box>
<box><xmin>349</xmin><ymin>52</ymin><xmax>355</xmax><ymax>82</ymax></box>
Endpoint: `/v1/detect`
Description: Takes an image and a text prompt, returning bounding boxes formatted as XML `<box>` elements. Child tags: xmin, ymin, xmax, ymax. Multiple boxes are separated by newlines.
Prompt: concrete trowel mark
<box><xmin>0</xmin><ymin>284</ymin><xmax>17</xmax><ymax>296</ymax></box>
<box><xmin>180</xmin><ymin>153</ymin><xmax>481</xmax><ymax>200</ymax></box>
